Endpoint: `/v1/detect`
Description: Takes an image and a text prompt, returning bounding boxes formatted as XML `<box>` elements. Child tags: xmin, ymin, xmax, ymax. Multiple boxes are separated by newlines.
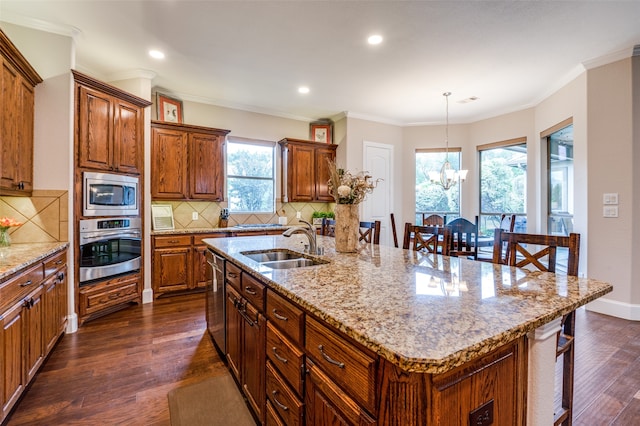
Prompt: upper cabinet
<box><xmin>0</xmin><ymin>29</ymin><xmax>43</xmax><ymax>196</ymax></box>
<box><xmin>278</xmin><ymin>138</ymin><xmax>337</xmax><ymax>202</ymax></box>
<box><xmin>73</xmin><ymin>70</ymin><xmax>151</xmax><ymax>175</ymax></box>
<box><xmin>151</xmin><ymin>121</ymin><xmax>230</xmax><ymax>201</ymax></box>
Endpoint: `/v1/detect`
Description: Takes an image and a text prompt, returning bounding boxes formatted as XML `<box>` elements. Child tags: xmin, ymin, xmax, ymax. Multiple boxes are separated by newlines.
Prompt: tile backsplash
<box><xmin>151</xmin><ymin>200</ymin><xmax>333</xmax><ymax>230</ymax></box>
<box><xmin>0</xmin><ymin>190</ymin><xmax>69</xmax><ymax>243</ymax></box>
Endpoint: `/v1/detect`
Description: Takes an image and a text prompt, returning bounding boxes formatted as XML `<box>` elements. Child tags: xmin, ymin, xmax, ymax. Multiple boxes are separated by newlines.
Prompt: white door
<box><xmin>362</xmin><ymin>141</ymin><xmax>393</xmax><ymax>246</ymax></box>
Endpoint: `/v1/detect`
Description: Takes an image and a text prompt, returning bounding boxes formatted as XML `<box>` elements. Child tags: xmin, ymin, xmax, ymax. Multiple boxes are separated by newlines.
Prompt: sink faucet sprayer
<box><xmin>282</xmin><ymin>219</ymin><xmax>320</xmax><ymax>254</ymax></box>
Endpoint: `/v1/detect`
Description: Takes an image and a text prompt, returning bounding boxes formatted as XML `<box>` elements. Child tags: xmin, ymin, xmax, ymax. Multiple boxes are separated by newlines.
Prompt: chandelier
<box><xmin>428</xmin><ymin>92</ymin><xmax>468</xmax><ymax>190</ymax></box>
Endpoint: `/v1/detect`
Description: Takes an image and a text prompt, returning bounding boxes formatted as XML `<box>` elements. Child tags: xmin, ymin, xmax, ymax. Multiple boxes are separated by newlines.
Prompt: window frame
<box><xmin>477</xmin><ymin>137</ymin><xmax>527</xmax><ymax>235</ymax></box>
<box><xmin>415</xmin><ymin>147</ymin><xmax>463</xmax><ymax>224</ymax></box>
<box><xmin>226</xmin><ymin>137</ymin><xmax>276</xmax><ymax>214</ymax></box>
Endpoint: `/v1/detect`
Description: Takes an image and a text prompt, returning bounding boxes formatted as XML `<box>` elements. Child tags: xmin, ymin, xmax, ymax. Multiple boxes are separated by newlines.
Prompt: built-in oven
<box><xmin>206</xmin><ymin>249</ymin><xmax>226</xmax><ymax>357</ymax></box>
<box><xmin>79</xmin><ymin>217</ymin><xmax>142</xmax><ymax>284</ymax></box>
<box><xmin>83</xmin><ymin>171</ymin><xmax>139</xmax><ymax>217</ymax></box>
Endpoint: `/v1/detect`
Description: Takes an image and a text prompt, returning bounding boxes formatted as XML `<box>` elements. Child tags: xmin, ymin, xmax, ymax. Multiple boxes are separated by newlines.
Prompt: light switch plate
<box><xmin>603</xmin><ymin>206</ymin><xmax>618</xmax><ymax>218</ymax></box>
<box><xmin>192</xmin><ymin>211</ymin><xmax>199</xmax><ymax>220</ymax></box>
<box><xmin>603</xmin><ymin>193</ymin><xmax>619</xmax><ymax>205</ymax></box>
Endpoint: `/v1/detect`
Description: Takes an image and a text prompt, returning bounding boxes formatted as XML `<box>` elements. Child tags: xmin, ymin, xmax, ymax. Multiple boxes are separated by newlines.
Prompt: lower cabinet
<box><xmin>0</xmin><ymin>248</ymin><xmax>68</xmax><ymax>423</ymax></box>
<box><xmin>225</xmin><ymin>273</ymin><xmax>266</xmax><ymax>424</ymax></box>
<box><xmin>220</xmin><ymin>264</ymin><xmax>527</xmax><ymax>426</ymax></box>
<box><xmin>77</xmin><ymin>272</ymin><xmax>141</xmax><ymax>323</ymax></box>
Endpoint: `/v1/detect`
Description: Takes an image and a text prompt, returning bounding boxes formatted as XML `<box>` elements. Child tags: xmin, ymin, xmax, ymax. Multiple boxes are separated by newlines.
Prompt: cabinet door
<box><xmin>1</xmin><ymin>59</ymin><xmax>18</xmax><ymax>192</ymax></box>
<box><xmin>192</xmin><ymin>244</ymin><xmax>211</xmax><ymax>290</ymax></box>
<box><xmin>24</xmin><ymin>286</ymin><xmax>44</xmax><ymax>383</ymax></box>
<box><xmin>113</xmin><ymin>98</ymin><xmax>143</xmax><ymax>174</ymax></box>
<box><xmin>189</xmin><ymin>132</ymin><xmax>224</xmax><ymax>200</ymax></box>
<box><xmin>151</xmin><ymin>126</ymin><xmax>189</xmax><ymax>199</ymax></box>
<box><xmin>226</xmin><ymin>284</ymin><xmax>243</xmax><ymax>382</ymax></box>
<box><xmin>315</xmin><ymin>145</ymin><xmax>336</xmax><ymax>202</ymax></box>
<box><xmin>152</xmin><ymin>247</ymin><xmax>192</xmax><ymax>295</ymax></box>
<box><xmin>42</xmin><ymin>274</ymin><xmax>59</xmax><ymax>355</ymax></box>
<box><xmin>77</xmin><ymin>85</ymin><xmax>114</xmax><ymax>171</ymax></box>
<box><xmin>56</xmin><ymin>267</ymin><xmax>68</xmax><ymax>337</ymax></box>
<box><xmin>305</xmin><ymin>360</ymin><xmax>377</xmax><ymax>426</ymax></box>
<box><xmin>14</xmin><ymin>78</ymin><xmax>34</xmax><ymax>193</ymax></box>
<box><xmin>288</xmin><ymin>144</ymin><xmax>315</xmax><ymax>201</ymax></box>
<box><xmin>1</xmin><ymin>299</ymin><xmax>26</xmax><ymax>419</ymax></box>
<box><xmin>242</xmin><ymin>302</ymin><xmax>266</xmax><ymax>424</ymax></box>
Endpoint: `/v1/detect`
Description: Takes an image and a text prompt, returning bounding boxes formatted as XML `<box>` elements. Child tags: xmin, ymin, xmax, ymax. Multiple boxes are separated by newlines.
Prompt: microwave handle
<box><xmin>81</xmin><ymin>231</ymin><xmax>141</xmax><ymax>240</ymax></box>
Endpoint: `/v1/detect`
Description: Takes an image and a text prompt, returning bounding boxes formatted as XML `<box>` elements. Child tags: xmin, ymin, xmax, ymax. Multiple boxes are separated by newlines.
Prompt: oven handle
<box><xmin>81</xmin><ymin>231</ymin><xmax>141</xmax><ymax>241</ymax></box>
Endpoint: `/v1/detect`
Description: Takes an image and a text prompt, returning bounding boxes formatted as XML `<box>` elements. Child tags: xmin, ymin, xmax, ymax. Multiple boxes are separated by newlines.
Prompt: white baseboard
<box><xmin>142</xmin><ymin>288</ymin><xmax>154</xmax><ymax>304</ymax></box>
<box><xmin>66</xmin><ymin>312</ymin><xmax>78</xmax><ymax>333</ymax></box>
<box><xmin>586</xmin><ymin>297</ymin><xmax>640</xmax><ymax>321</ymax></box>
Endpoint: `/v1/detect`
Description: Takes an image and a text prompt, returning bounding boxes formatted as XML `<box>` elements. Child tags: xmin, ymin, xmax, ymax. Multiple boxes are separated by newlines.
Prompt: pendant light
<box><xmin>428</xmin><ymin>92</ymin><xmax>468</xmax><ymax>190</ymax></box>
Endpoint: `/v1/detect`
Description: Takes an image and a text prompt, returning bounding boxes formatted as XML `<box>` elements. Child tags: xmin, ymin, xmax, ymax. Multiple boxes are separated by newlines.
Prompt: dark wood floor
<box><xmin>5</xmin><ymin>294</ymin><xmax>640</xmax><ymax>425</ymax></box>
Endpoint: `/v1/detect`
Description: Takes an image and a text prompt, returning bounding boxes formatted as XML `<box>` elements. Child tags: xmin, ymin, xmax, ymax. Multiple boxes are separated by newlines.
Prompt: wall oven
<box><xmin>83</xmin><ymin>171</ymin><xmax>139</xmax><ymax>217</ymax></box>
<box><xmin>79</xmin><ymin>217</ymin><xmax>142</xmax><ymax>284</ymax></box>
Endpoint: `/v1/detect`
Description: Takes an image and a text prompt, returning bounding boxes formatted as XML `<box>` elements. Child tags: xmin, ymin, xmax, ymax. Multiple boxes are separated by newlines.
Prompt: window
<box><xmin>415</xmin><ymin>149</ymin><xmax>461</xmax><ymax>224</ymax></box>
<box><xmin>226</xmin><ymin>138</ymin><xmax>275</xmax><ymax>213</ymax></box>
<box><xmin>478</xmin><ymin>138</ymin><xmax>527</xmax><ymax>236</ymax></box>
<box><xmin>547</xmin><ymin>123</ymin><xmax>574</xmax><ymax>236</ymax></box>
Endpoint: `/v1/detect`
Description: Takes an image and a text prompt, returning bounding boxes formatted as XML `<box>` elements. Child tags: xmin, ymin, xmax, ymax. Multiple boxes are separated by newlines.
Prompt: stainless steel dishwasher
<box><xmin>205</xmin><ymin>249</ymin><xmax>226</xmax><ymax>357</ymax></box>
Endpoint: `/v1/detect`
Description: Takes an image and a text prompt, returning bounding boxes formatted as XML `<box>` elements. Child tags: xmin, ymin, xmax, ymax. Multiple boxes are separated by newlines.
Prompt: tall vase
<box><xmin>0</xmin><ymin>228</ymin><xmax>10</xmax><ymax>250</ymax></box>
<box><xmin>334</xmin><ymin>204</ymin><xmax>359</xmax><ymax>253</ymax></box>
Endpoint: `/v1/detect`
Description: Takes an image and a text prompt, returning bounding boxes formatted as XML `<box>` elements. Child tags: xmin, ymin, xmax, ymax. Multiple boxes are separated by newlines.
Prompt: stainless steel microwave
<box><xmin>83</xmin><ymin>172</ymin><xmax>139</xmax><ymax>217</ymax></box>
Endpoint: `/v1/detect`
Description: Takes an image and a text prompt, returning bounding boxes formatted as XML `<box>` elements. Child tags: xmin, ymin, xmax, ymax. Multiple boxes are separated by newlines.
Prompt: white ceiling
<box><xmin>2</xmin><ymin>1</ymin><xmax>640</xmax><ymax>125</ymax></box>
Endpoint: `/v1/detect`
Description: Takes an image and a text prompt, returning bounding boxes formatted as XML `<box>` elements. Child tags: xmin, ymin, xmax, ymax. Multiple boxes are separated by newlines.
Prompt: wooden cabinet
<box><xmin>225</xmin><ymin>272</ymin><xmax>266</xmax><ymax>424</ymax></box>
<box><xmin>151</xmin><ymin>233</ymin><xmax>227</xmax><ymax>298</ymax></box>
<box><xmin>151</xmin><ymin>121</ymin><xmax>230</xmax><ymax>201</ymax></box>
<box><xmin>0</xmin><ymin>29</ymin><xmax>42</xmax><ymax>196</ymax></box>
<box><xmin>73</xmin><ymin>70</ymin><xmax>149</xmax><ymax>175</ymax></box>
<box><xmin>278</xmin><ymin>138</ymin><xmax>337</xmax><ymax>202</ymax></box>
<box><xmin>77</xmin><ymin>272</ymin><xmax>141</xmax><ymax>324</ymax></box>
<box><xmin>0</xmin><ymin>248</ymin><xmax>68</xmax><ymax>423</ymax></box>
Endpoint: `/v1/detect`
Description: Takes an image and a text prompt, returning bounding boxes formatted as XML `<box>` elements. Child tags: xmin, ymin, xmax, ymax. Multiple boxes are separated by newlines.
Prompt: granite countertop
<box><xmin>204</xmin><ymin>234</ymin><xmax>613</xmax><ymax>374</ymax></box>
<box><xmin>0</xmin><ymin>242</ymin><xmax>70</xmax><ymax>281</ymax></box>
<box><xmin>151</xmin><ymin>224</ymin><xmax>290</xmax><ymax>235</ymax></box>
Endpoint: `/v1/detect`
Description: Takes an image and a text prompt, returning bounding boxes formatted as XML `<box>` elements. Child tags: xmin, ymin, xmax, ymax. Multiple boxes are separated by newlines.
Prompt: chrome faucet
<box><xmin>282</xmin><ymin>219</ymin><xmax>318</xmax><ymax>254</ymax></box>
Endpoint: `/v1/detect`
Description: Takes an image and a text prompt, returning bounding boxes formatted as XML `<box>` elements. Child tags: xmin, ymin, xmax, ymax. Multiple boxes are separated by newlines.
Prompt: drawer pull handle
<box><xmin>318</xmin><ymin>345</ymin><xmax>345</xmax><ymax>369</ymax></box>
<box><xmin>55</xmin><ymin>260</ymin><xmax>63</xmax><ymax>265</ymax></box>
<box><xmin>272</xmin><ymin>309</ymin><xmax>288</xmax><ymax>321</ymax></box>
<box><xmin>271</xmin><ymin>391</ymin><xmax>289</xmax><ymax>411</ymax></box>
<box><xmin>272</xmin><ymin>347</ymin><xmax>288</xmax><ymax>364</ymax></box>
<box><xmin>228</xmin><ymin>272</ymin><xmax>238</xmax><ymax>279</ymax></box>
<box><xmin>20</xmin><ymin>280</ymin><xmax>33</xmax><ymax>287</ymax></box>
<box><xmin>245</xmin><ymin>286</ymin><xmax>257</xmax><ymax>295</ymax></box>
<box><xmin>168</xmin><ymin>240</ymin><xmax>180</xmax><ymax>244</ymax></box>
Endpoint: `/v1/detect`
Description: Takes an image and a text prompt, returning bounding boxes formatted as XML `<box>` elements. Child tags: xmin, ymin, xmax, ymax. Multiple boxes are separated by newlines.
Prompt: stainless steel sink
<box><xmin>240</xmin><ymin>249</ymin><xmax>328</xmax><ymax>269</ymax></box>
<box><xmin>242</xmin><ymin>250</ymin><xmax>302</xmax><ymax>263</ymax></box>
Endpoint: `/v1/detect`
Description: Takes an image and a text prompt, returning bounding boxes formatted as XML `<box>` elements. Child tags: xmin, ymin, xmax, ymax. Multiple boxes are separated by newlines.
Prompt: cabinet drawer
<box><xmin>305</xmin><ymin>316</ymin><xmax>377</xmax><ymax>413</ymax></box>
<box><xmin>265</xmin><ymin>400</ymin><xmax>286</xmax><ymax>426</ymax></box>
<box><xmin>267</xmin><ymin>290</ymin><xmax>304</xmax><ymax>345</ymax></box>
<box><xmin>79</xmin><ymin>275</ymin><xmax>140</xmax><ymax>316</ymax></box>
<box><xmin>266</xmin><ymin>322</ymin><xmax>304</xmax><ymax>396</ymax></box>
<box><xmin>153</xmin><ymin>235</ymin><xmax>192</xmax><ymax>248</ymax></box>
<box><xmin>226</xmin><ymin>262</ymin><xmax>241</xmax><ymax>291</ymax></box>
<box><xmin>266</xmin><ymin>361</ymin><xmax>304</xmax><ymax>426</ymax></box>
<box><xmin>0</xmin><ymin>262</ymin><xmax>43</xmax><ymax>309</ymax></box>
<box><xmin>43</xmin><ymin>250</ymin><xmax>66</xmax><ymax>278</ymax></box>
<box><xmin>241</xmin><ymin>272</ymin><xmax>265</xmax><ymax>311</ymax></box>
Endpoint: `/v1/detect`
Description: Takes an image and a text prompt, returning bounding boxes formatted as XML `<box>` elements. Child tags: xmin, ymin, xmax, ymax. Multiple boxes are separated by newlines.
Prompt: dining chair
<box><xmin>390</xmin><ymin>213</ymin><xmax>399</xmax><ymax>248</ymax></box>
<box><xmin>477</xmin><ymin>214</ymin><xmax>517</xmax><ymax>262</ymax></box>
<box><xmin>421</xmin><ymin>214</ymin><xmax>446</xmax><ymax>226</ymax></box>
<box><xmin>321</xmin><ymin>218</ymin><xmax>335</xmax><ymax>237</ymax></box>
<box><xmin>359</xmin><ymin>220</ymin><xmax>381</xmax><ymax>244</ymax></box>
<box><xmin>500</xmin><ymin>214</ymin><xmax>517</xmax><ymax>232</ymax></box>
<box><xmin>492</xmin><ymin>229</ymin><xmax>580</xmax><ymax>426</ymax></box>
<box><xmin>444</xmin><ymin>216</ymin><xmax>478</xmax><ymax>260</ymax></box>
<box><xmin>403</xmin><ymin>223</ymin><xmax>444</xmax><ymax>253</ymax></box>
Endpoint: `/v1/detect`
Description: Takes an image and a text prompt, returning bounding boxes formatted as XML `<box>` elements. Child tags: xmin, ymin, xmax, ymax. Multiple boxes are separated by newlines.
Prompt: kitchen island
<box><xmin>204</xmin><ymin>234</ymin><xmax>612</xmax><ymax>425</ymax></box>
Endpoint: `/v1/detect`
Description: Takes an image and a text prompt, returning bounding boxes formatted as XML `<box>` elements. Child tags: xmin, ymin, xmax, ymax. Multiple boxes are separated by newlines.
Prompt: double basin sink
<box><xmin>241</xmin><ymin>249</ymin><xmax>328</xmax><ymax>269</ymax></box>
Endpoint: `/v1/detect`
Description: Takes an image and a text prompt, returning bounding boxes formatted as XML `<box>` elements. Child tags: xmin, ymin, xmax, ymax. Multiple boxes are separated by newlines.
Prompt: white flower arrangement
<box><xmin>327</xmin><ymin>160</ymin><xmax>379</xmax><ymax>205</ymax></box>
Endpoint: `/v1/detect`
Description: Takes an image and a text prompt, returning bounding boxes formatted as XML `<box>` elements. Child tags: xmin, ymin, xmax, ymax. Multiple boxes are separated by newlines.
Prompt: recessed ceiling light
<box><xmin>458</xmin><ymin>96</ymin><xmax>479</xmax><ymax>104</ymax></box>
<box><xmin>149</xmin><ymin>50</ymin><xmax>165</xmax><ymax>59</ymax></box>
<box><xmin>298</xmin><ymin>86</ymin><xmax>310</xmax><ymax>94</ymax></box>
<box><xmin>367</xmin><ymin>34</ymin><xmax>383</xmax><ymax>45</ymax></box>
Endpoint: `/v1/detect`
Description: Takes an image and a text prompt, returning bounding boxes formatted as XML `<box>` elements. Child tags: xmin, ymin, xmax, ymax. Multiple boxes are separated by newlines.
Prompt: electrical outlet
<box><xmin>469</xmin><ymin>400</ymin><xmax>493</xmax><ymax>426</ymax></box>
<box><xmin>296</xmin><ymin>211</ymin><xmax>301</xmax><ymax>219</ymax></box>
<box><xmin>192</xmin><ymin>211</ymin><xmax>199</xmax><ymax>220</ymax></box>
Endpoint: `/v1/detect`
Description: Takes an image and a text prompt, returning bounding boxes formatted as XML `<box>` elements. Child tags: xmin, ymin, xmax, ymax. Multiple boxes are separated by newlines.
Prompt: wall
<box><xmin>585</xmin><ymin>58</ymin><xmax>636</xmax><ymax>318</ymax></box>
